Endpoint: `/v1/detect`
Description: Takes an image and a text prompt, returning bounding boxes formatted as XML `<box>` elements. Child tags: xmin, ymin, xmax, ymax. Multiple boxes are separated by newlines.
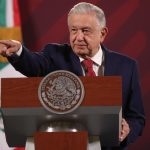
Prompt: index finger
<box><xmin>0</xmin><ymin>40</ymin><xmax>15</xmax><ymax>47</ymax></box>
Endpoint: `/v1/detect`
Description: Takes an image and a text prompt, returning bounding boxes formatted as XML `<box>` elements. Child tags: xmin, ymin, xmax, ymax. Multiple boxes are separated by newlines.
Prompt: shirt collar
<box><xmin>79</xmin><ymin>45</ymin><xmax>103</xmax><ymax>66</ymax></box>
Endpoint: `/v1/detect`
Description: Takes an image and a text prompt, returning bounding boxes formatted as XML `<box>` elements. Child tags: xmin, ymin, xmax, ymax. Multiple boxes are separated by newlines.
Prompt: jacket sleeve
<box><xmin>7</xmin><ymin>45</ymin><xmax>53</xmax><ymax>77</ymax></box>
<box><xmin>121</xmin><ymin>61</ymin><xmax>145</xmax><ymax>147</ymax></box>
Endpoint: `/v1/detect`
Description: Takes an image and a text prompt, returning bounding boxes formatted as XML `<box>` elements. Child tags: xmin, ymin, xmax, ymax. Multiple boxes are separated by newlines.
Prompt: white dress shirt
<box><xmin>80</xmin><ymin>46</ymin><xmax>103</xmax><ymax>76</ymax></box>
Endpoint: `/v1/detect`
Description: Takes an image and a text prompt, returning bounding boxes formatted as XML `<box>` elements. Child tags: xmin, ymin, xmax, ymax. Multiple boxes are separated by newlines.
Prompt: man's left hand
<box><xmin>119</xmin><ymin>118</ymin><xmax>130</xmax><ymax>142</ymax></box>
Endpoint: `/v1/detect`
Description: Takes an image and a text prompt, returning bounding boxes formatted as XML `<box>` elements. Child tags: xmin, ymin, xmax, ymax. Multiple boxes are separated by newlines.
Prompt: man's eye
<box><xmin>71</xmin><ymin>29</ymin><xmax>77</xmax><ymax>33</ymax></box>
<box><xmin>83</xmin><ymin>29</ymin><xmax>90</xmax><ymax>34</ymax></box>
<box><xmin>84</xmin><ymin>29</ymin><xmax>89</xmax><ymax>32</ymax></box>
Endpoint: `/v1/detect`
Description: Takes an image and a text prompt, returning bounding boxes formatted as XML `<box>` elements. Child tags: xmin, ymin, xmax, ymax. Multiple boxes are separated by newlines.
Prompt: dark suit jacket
<box><xmin>8</xmin><ymin>43</ymin><xmax>145</xmax><ymax>149</ymax></box>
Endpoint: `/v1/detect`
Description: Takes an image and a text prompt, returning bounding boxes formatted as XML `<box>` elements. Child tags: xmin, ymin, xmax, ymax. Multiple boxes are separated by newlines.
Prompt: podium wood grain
<box><xmin>34</xmin><ymin>131</ymin><xmax>88</xmax><ymax>150</ymax></box>
<box><xmin>1</xmin><ymin>76</ymin><xmax>121</xmax><ymax>107</ymax></box>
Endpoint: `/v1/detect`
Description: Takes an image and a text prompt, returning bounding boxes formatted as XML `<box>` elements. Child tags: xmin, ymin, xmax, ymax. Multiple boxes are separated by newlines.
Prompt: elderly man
<box><xmin>0</xmin><ymin>2</ymin><xmax>145</xmax><ymax>150</ymax></box>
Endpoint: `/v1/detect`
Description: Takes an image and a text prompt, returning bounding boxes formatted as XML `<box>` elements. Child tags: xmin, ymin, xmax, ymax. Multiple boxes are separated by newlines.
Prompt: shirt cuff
<box><xmin>16</xmin><ymin>45</ymin><xmax>22</xmax><ymax>56</ymax></box>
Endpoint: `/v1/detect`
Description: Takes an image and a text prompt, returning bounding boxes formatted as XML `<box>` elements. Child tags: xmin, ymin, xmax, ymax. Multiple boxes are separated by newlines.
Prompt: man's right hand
<box><xmin>0</xmin><ymin>40</ymin><xmax>21</xmax><ymax>57</ymax></box>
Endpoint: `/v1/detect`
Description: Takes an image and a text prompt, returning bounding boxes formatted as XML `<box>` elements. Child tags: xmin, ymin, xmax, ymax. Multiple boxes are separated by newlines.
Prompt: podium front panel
<box><xmin>1</xmin><ymin>76</ymin><xmax>122</xmax><ymax>147</ymax></box>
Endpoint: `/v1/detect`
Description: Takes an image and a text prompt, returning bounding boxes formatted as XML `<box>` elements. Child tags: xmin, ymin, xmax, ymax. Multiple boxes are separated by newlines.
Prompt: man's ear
<box><xmin>100</xmin><ymin>27</ymin><xmax>108</xmax><ymax>43</ymax></box>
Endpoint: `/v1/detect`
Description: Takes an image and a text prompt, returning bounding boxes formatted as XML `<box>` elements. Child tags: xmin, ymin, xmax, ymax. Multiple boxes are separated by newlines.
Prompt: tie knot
<box><xmin>82</xmin><ymin>59</ymin><xmax>96</xmax><ymax>76</ymax></box>
<box><xmin>82</xmin><ymin>59</ymin><xmax>93</xmax><ymax>69</ymax></box>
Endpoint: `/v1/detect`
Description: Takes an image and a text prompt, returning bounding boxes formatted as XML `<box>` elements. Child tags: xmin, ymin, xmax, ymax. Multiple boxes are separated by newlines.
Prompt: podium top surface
<box><xmin>1</xmin><ymin>76</ymin><xmax>122</xmax><ymax>108</ymax></box>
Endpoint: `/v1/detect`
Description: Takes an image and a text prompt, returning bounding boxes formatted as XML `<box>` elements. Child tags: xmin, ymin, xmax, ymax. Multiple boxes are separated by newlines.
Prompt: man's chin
<box><xmin>73</xmin><ymin>47</ymin><xmax>91</xmax><ymax>57</ymax></box>
<box><xmin>76</xmin><ymin>51</ymin><xmax>88</xmax><ymax>55</ymax></box>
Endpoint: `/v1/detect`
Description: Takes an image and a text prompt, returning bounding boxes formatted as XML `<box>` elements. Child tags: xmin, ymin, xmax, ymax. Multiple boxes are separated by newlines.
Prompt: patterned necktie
<box><xmin>82</xmin><ymin>59</ymin><xmax>96</xmax><ymax>76</ymax></box>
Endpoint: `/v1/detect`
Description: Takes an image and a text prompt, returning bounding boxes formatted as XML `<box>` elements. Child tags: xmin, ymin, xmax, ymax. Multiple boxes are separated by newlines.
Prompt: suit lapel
<box><xmin>102</xmin><ymin>45</ymin><xmax>116</xmax><ymax>76</ymax></box>
<box><xmin>69</xmin><ymin>49</ymin><xmax>83</xmax><ymax>76</ymax></box>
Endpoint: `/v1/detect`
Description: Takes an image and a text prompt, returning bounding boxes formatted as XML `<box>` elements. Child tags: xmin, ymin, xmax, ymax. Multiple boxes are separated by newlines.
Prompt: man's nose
<box><xmin>76</xmin><ymin>31</ymin><xmax>84</xmax><ymax>41</ymax></box>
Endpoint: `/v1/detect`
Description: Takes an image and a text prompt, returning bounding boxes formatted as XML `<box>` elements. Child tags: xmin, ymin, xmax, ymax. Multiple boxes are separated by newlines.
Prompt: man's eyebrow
<box><xmin>71</xmin><ymin>26</ymin><xmax>77</xmax><ymax>28</ymax></box>
<box><xmin>82</xmin><ymin>27</ymin><xmax>92</xmax><ymax>31</ymax></box>
<box><xmin>83</xmin><ymin>26</ymin><xmax>91</xmax><ymax>29</ymax></box>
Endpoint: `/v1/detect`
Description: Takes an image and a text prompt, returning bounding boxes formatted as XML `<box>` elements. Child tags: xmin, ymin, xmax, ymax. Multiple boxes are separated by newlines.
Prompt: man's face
<box><xmin>68</xmin><ymin>12</ymin><xmax>107</xmax><ymax>58</ymax></box>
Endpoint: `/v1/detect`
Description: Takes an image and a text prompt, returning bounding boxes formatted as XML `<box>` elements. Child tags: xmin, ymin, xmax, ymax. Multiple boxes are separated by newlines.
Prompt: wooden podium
<box><xmin>1</xmin><ymin>76</ymin><xmax>122</xmax><ymax>149</ymax></box>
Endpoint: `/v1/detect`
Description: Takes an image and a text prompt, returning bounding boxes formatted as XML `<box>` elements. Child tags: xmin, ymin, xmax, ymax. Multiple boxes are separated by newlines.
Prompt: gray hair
<box><xmin>68</xmin><ymin>2</ymin><xmax>106</xmax><ymax>28</ymax></box>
